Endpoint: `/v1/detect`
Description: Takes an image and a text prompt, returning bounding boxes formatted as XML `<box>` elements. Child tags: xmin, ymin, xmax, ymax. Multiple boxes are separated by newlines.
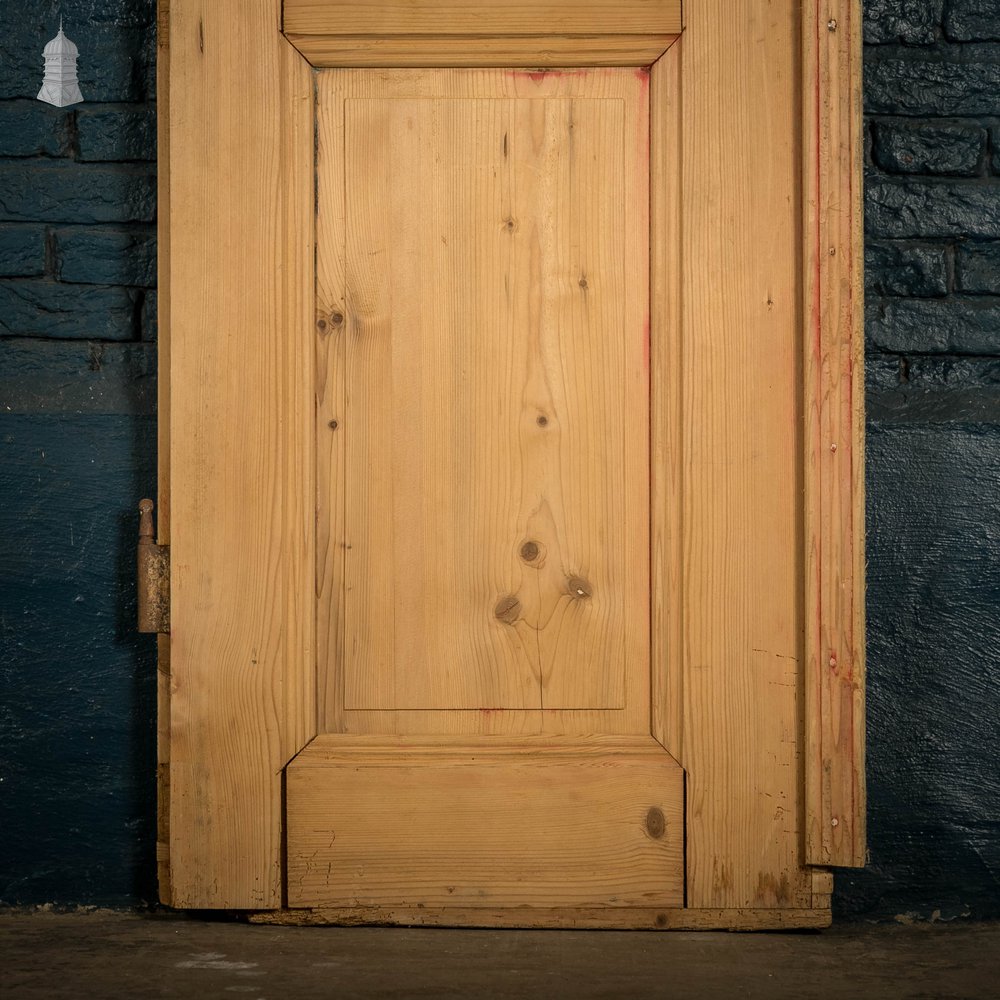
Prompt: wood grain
<box><xmin>287</xmin><ymin>737</ymin><xmax>684</xmax><ymax>909</ymax></box>
<box><xmin>649</xmin><ymin>40</ymin><xmax>682</xmax><ymax>760</ymax></box>
<box><xmin>283</xmin><ymin>0</ymin><xmax>683</xmax><ymax>36</ymax></box>
<box><xmin>316</xmin><ymin>68</ymin><xmax>650</xmax><ymax>734</ymax></box>
<box><xmin>803</xmin><ymin>0</ymin><xmax>866</xmax><ymax>869</ymax></box>
<box><xmin>284</xmin><ymin>33</ymin><xmax>677</xmax><ymax>68</ymax></box>
<box><xmin>163</xmin><ymin>0</ymin><xmax>315</xmax><ymax>908</ymax></box>
<box><xmin>677</xmin><ymin>0</ymin><xmax>812</xmax><ymax>909</ymax></box>
<box><xmin>250</xmin><ymin>905</ymin><xmax>832</xmax><ymax>929</ymax></box>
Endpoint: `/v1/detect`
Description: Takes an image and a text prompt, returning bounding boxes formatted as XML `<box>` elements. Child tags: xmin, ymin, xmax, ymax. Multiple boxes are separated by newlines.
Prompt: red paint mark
<box><xmin>635</xmin><ymin>67</ymin><xmax>650</xmax><ymax>88</ymax></box>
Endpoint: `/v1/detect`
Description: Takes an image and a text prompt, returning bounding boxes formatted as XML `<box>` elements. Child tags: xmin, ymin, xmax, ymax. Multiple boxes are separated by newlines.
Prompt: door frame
<box><xmin>156</xmin><ymin>0</ymin><xmax>864</xmax><ymax>927</ymax></box>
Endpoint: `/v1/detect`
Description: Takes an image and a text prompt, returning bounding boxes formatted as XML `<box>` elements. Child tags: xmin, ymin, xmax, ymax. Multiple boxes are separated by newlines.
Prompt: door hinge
<box><xmin>138</xmin><ymin>498</ymin><xmax>170</xmax><ymax>634</ymax></box>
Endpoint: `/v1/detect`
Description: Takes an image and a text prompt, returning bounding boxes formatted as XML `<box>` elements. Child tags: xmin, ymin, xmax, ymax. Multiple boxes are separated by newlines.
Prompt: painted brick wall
<box><xmin>840</xmin><ymin>0</ymin><xmax>1000</xmax><ymax>920</ymax></box>
<box><xmin>1</xmin><ymin>1</ymin><xmax>998</xmax><ymax>918</ymax></box>
<box><xmin>0</xmin><ymin>1</ymin><xmax>158</xmax><ymax>907</ymax></box>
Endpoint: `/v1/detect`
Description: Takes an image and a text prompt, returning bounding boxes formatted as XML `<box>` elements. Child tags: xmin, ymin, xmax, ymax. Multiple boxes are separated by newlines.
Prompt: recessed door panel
<box><xmin>298</xmin><ymin>67</ymin><xmax>678</xmax><ymax>912</ymax></box>
<box><xmin>341</xmin><ymin>94</ymin><xmax>640</xmax><ymax>712</ymax></box>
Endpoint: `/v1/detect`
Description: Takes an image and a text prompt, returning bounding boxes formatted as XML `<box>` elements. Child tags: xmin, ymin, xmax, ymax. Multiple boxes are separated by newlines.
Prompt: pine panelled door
<box><xmin>151</xmin><ymin>0</ymin><xmax>864</xmax><ymax>929</ymax></box>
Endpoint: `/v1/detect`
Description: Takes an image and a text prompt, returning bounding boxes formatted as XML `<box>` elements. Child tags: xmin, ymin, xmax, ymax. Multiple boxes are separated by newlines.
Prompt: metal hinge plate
<box><xmin>138</xmin><ymin>499</ymin><xmax>170</xmax><ymax>634</ymax></box>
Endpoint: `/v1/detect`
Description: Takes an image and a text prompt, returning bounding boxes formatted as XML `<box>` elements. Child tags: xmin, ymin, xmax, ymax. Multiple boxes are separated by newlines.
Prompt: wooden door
<box><xmin>158</xmin><ymin>0</ymin><xmax>866</xmax><ymax>929</ymax></box>
<box><xmin>288</xmin><ymin>68</ymin><xmax>685</xmax><ymax>911</ymax></box>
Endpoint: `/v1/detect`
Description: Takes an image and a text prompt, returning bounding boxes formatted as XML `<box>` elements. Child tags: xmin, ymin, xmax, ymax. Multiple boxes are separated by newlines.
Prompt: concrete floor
<box><xmin>2</xmin><ymin>911</ymin><xmax>998</xmax><ymax>999</ymax></box>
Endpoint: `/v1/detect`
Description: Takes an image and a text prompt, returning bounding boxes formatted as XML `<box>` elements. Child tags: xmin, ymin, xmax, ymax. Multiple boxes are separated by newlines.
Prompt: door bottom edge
<box><xmin>242</xmin><ymin>905</ymin><xmax>832</xmax><ymax>931</ymax></box>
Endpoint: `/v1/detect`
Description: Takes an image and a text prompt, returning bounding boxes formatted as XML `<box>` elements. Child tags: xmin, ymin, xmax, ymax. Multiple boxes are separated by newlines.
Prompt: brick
<box><xmin>0</xmin><ymin>17</ymin><xmax>154</xmax><ymax>102</ymax></box>
<box><xmin>77</xmin><ymin>105</ymin><xmax>156</xmax><ymax>162</ymax></box>
<box><xmin>905</xmin><ymin>355</ymin><xmax>1000</xmax><ymax>387</ymax></box>
<box><xmin>141</xmin><ymin>290</ymin><xmax>157</xmax><ymax>342</ymax></box>
<box><xmin>944</xmin><ymin>0</ymin><xmax>1000</xmax><ymax>41</ymax></box>
<box><xmin>0</xmin><ymin>225</ymin><xmax>47</xmax><ymax>277</ymax></box>
<box><xmin>53</xmin><ymin>227</ymin><xmax>156</xmax><ymax>287</ymax></box>
<box><xmin>864</xmin><ymin>0</ymin><xmax>943</xmax><ymax>44</ymax></box>
<box><xmin>0</xmin><ymin>162</ymin><xmax>156</xmax><ymax>224</ymax></box>
<box><xmin>0</xmin><ymin>279</ymin><xmax>138</xmax><ymax>340</ymax></box>
<box><xmin>866</xmin><ymin>354</ymin><xmax>906</xmax><ymax>392</ymax></box>
<box><xmin>0</xmin><ymin>100</ymin><xmax>73</xmax><ymax>157</ymax></box>
<box><xmin>866</xmin><ymin>175</ymin><xmax>1000</xmax><ymax>239</ymax></box>
<box><xmin>872</xmin><ymin>120</ymin><xmax>984</xmax><ymax>176</ymax></box>
<box><xmin>865</xmin><ymin>242</ymin><xmax>949</xmax><ymax>297</ymax></box>
<box><xmin>867</xmin><ymin>296</ymin><xmax>1000</xmax><ymax>354</ymax></box>
<box><xmin>865</xmin><ymin>57</ymin><xmax>1000</xmax><ymax>117</ymax></box>
<box><xmin>955</xmin><ymin>242</ymin><xmax>1000</xmax><ymax>293</ymax></box>
<box><xmin>0</xmin><ymin>338</ymin><xmax>156</xmax><ymax>415</ymax></box>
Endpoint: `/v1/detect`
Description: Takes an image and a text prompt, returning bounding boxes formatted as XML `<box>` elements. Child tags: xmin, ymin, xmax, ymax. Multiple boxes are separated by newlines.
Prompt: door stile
<box><xmin>161</xmin><ymin>0</ymin><xmax>316</xmax><ymax>909</ymax></box>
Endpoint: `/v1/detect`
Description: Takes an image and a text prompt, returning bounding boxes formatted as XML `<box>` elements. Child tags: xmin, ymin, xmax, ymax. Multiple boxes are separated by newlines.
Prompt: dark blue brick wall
<box><xmin>0</xmin><ymin>0</ymin><xmax>158</xmax><ymax>907</ymax></box>
<box><xmin>1</xmin><ymin>1</ymin><xmax>999</xmax><ymax>919</ymax></box>
<box><xmin>846</xmin><ymin>0</ymin><xmax>1000</xmax><ymax>921</ymax></box>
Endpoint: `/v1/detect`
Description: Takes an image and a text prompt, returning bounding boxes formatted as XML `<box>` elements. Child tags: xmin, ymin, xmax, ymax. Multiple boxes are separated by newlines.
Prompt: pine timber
<box><xmin>803</xmin><ymin>0</ymin><xmax>867</xmax><ymax>869</ymax></box>
<box><xmin>316</xmin><ymin>68</ymin><xmax>652</xmax><ymax>739</ymax></box>
<box><xmin>281</xmin><ymin>0</ymin><xmax>681</xmax><ymax>66</ymax></box>
<box><xmin>677</xmin><ymin>0</ymin><xmax>811</xmax><ymax>910</ymax></box>
<box><xmin>157</xmin><ymin>0</ymin><xmax>867</xmax><ymax>924</ymax></box>
<box><xmin>248</xmin><ymin>906</ymin><xmax>833</xmax><ymax>929</ymax></box>
<box><xmin>649</xmin><ymin>38</ymin><xmax>682</xmax><ymax>761</ymax></box>
<box><xmin>161</xmin><ymin>0</ymin><xmax>316</xmax><ymax>908</ymax></box>
<box><xmin>282</xmin><ymin>34</ymin><xmax>679</xmax><ymax>68</ymax></box>
<box><xmin>286</xmin><ymin>737</ymin><xmax>684</xmax><ymax>910</ymax></box>
<box><xmin>283</xmin><ymin>0</ymin><xmax>683</xmax><ymax>35</ymax></box>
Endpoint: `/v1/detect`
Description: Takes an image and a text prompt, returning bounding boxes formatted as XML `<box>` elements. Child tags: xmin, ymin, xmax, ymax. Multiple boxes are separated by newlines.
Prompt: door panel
<box><xmin>343</xmin><ymin>95</ymin><xmax>638</xmax><ymax>712</ymax></box>
<box><xmin>296</xmin><ymin>67</ymin><xmax>679</xmax><ymax>911</ymax></box>
<box><xmin>287</xmin><ymin>736</ymin><xmax>684</xmax><ymax>908</ymax></box>
<box><xmin>318</xmin><ymin>69</ymin><xmax>651</xmax><ymax>736</ymax></box>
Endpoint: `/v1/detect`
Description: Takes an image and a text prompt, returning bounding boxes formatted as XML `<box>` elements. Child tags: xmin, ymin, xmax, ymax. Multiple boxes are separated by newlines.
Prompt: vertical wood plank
<box><xmin>680</xmin><ymin>0</ymin><xmax>812</xmax><ymax>908</ymax></box>
<box><xmin>165</xmin><ymin>0</ymin><xmax>315</xmax><ymax>908</ymax></box>
<box><xmin>650</xmin><ymin>40</ymin><xmax>683</xmax><ymax>761</ymax></box>
<box><xmin>803</xmin><ymin>0</ymin><xmax>867</xmax><ymax>869</ymax></box>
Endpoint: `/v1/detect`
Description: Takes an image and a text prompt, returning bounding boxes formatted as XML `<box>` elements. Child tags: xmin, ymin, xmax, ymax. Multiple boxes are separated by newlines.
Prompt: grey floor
<box><xmin>3</xmin><ymin>911</ymin><xmax>998</xmax><ymax>999</ymax></box>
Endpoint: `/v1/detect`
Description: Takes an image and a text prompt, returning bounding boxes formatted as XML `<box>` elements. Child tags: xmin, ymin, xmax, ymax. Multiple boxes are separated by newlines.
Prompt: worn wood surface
<box><xmin>284</xmin><ymin>33</ymin><xmax>678</xmax><ymax>67</ymax></box>
<box><xmin>677</xmin><ymin>0</ymin><xmax>812</xmax><ymax>909</ymax></box>
<box><xmin>649</xmin><ymin>40</ymin><xmax>682</xmax><ymax>760</ymax></box>
<box><xmin>250</xmin><ymin>906</ymin><xmax>832</xmax><ymax>930</ymax></box>
<box><xmin>283</xmin><ymin>0</ymin><xmax>682</xmax><ymax>36</ymax></box>
<box><xmin>317</xmin><ymin>68</ymin><xmax>651</xmax><ymax>737</ymax></box>
<box><xmin>803</xmin><ymin>0</ymin><xmax>867</xmax><ymax>869</ymax></box>
<box><xmin>287</xmin><ymin>737</ymin><xmax>683</xmax><ymax>909</ymax></box>
<box><xmin>162</xmin><ymin>0</ymin><xmax>315</xmax><ymax>908</ymax></box>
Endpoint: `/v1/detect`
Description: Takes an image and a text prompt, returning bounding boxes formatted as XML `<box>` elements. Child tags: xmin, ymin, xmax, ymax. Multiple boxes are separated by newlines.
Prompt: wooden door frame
<box><xmin>156</xmin><ymin>0</ymin><xmax>864</xmax><ymax>927</ymax></box>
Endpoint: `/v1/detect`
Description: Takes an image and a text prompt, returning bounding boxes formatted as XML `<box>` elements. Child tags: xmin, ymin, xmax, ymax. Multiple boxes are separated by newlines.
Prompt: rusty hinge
<box><xmin>138</xmin><ymin>498</ymin><xmax>170</xmax><ymax>634</ymax></box>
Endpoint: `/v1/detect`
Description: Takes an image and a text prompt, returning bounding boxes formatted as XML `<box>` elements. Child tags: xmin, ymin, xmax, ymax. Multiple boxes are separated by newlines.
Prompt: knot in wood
<box><xmin>494</xmin><ymin>594</ymin><xmax>521</xmax><ymax>624</ymax></box>
<box><xmin>567</xmin><ymin>576</ymin><xmax>592</xmax><ymax>600</ymax></box>
<box><xmin>645</xmin><ymin>806</ymin><xmax>666</xmax><ymax>839</ymax></box>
